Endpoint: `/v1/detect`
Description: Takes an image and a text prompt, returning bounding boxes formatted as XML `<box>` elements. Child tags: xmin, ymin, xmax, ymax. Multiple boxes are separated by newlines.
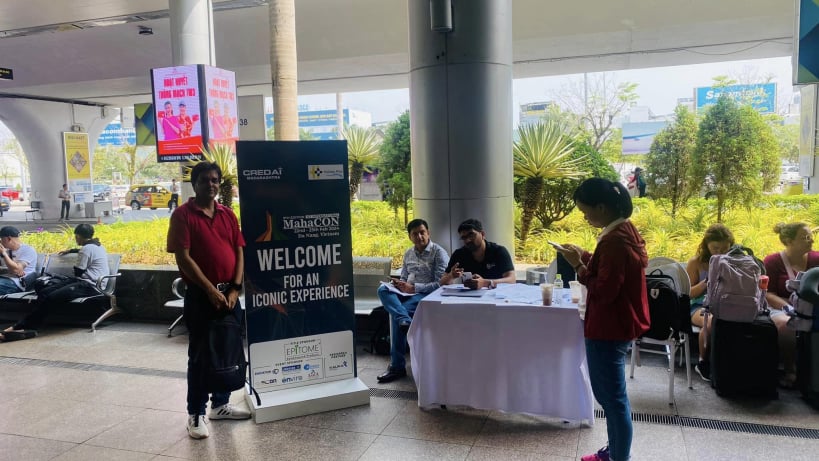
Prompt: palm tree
<box><xmin>185</xmin><ymin>143</ymin><xmax>237</xmax><ymax>209</ymax></box>
<box><xmin>269</xmin><ymin>0</ymin><xmax>299</xmax><ymax>140</ymax></box>
<box><xmin>513</xmin><ymin>122</ymin><xmax>584</xmax><ymax>244</ymax></box>
<box><xmin>342</xmin><ymin>125</ymin><xmax>381</xmax><ymax>200</ymax></box>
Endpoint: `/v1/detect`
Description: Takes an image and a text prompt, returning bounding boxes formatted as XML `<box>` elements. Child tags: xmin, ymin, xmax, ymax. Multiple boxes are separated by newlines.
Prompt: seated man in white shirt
<box><xmin>376</xmin><ymin>218</ymin><xmax>449</xmax><ymax>383</ymax></box>
<box><xmin>0</xmin><ymin>226</ymin><xmax>38</xmax><ymax>295</ymax></box>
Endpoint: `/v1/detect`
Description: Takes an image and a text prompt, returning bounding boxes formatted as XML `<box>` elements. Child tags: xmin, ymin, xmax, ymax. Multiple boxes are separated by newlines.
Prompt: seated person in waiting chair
<box><xmin>1</xmin><ymin>224</ymin><xmax>109</xmax><ymax>342</ymax></box>
<box><xmin>440</xmin><ymin>218</ymin><xmax>516</xmax><ymax>289</ymax></box>
<box><xmin>377</xmin><ymin>218</ymin><xmax>449</xmax><ymax>383</ymax></box>
<box><xmin>0</xmin><ymin>226</ymin><xmax>38</xmax><ymax>295</ymax></box>
<box><xmin>763</xmin><ymin>222</ymin><xmax>819</xmax><ymax>389</ymax></box>
<box><xmin>686</xmin><ymin>223</ymin><xmax>734</xmax><ymax>382</ymax></box>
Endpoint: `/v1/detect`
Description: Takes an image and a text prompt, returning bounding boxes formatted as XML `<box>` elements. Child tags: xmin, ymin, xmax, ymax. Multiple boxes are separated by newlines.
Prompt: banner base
<box><xmin>247</xmin><ymin>378</ymin><xmax>370</xmax><ymax>423</ymax></box>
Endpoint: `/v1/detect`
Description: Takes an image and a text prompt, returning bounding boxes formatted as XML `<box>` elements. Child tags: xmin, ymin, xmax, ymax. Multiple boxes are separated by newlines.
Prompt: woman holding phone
<box><xmin>556</xmin><ymin>178</ymin><xmax>650</xmax><ymax>461</ymax></box>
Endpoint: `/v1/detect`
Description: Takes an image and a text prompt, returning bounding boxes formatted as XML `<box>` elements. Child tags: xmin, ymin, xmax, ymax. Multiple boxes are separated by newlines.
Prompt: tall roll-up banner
<box><xmin>237</xmin><ymin>140</ymin><xmax>369</xmax><ymax>423</ymax></box>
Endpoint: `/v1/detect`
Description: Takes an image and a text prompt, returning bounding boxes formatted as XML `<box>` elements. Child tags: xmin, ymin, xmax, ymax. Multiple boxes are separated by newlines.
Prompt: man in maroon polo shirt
<box><xmin>167</xmin><ymin>161</ymin><xmax>250</xmax><ymax>439</ymax></box>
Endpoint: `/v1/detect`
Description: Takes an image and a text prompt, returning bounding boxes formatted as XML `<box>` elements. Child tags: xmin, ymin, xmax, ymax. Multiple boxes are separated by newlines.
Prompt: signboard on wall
<box><xmin>135</xmin><ymin>102</ymin><xmax>156</xmax><ymax>146</ymax></box>
<box><xmin>238</xmin><ymin>95</ymin><xmax>266</xmax><ymax>140</ymax></box>
<box><xmin>694</xmin><ymin>83</ymin><xmax>776</xmax><ymax>114</ymax></box>
<box><xmin>795</xmin><ymin>0</ymin><xmax>819</xmax><ymax>84</ymax></box>
<box><xmin>62</xmin><ymin>132</ymin><xmax>92</xmax><ymax>203</ymax></box>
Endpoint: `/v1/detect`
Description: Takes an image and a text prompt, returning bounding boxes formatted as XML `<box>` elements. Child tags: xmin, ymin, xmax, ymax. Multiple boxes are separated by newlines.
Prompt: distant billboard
<box><xmin>795</xmin><ymin>0</ymin><xmax>819</xmax><ymax>84</ymax></box>
<box><xmin>621</xmin><ymin>121</ymin><xmax>668</xmax><ymax>155</ymax></box>
<box><xmin>265</xmin><ymin>109</ymin><xmax>351</xmax><ymax>140</ymax></box>
<box><xmin>97</xmin><ymin>123</ymin><xmax>136</xmax><ymax>146</ymax></box>
<box><xmin>695</xmin><ymin>83</ymin><xmax>776</xmax><ymax>114</ymax></box>
<box><xmin>134</xmin><ymin>103</ymin><xmax>156</xmax><ymax>146</ymax></box>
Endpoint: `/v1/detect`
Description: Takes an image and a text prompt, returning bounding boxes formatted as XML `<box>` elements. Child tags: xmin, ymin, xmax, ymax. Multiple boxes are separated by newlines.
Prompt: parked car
<box><xmin>125</xmin><ymin>184</ymin><xmax>175</xmax><ymax>210</ymax></box>
<box><xmin>93</xmin><ymin>184</ymin><xmax>112</xmax><ymax>202</ymax></box>
<box><xmin>0</xmin><ymin>196</ymin><xmax>10</xmax><ymax>213</ymax></box>
<box><xmin>0</xmin><ymin>186</ymin><xmax>20</xmax><ymax>201</ymax></box>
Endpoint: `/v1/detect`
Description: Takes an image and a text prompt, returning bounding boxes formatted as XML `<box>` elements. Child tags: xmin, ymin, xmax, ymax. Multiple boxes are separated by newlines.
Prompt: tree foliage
<box><xmin>377</xmin><ymin>111</ymin><xmax>412</xmax><ymax>225</ymax></box>
<box><xmin>342</xmin><ymin>125</ymin><xmax>381</xmax><ymax>200</ymax></box>
<box><xmin>692</xmin><ymin>96</ymin><xmax>779</xmax><ymax>222</ymax></box>
<box><xmin>645</xmin><ymin>105</ymin><xmax>698</xmax><ymax>217</ymax></box>
<box><xmin>183</xmin><ymin>143</ymin><xmax>237</xmax><ymax>208</ymax></box>
<box><xmin>554</xmin><ymin>73</ymin><xmax>639</xmax><ymax>151</ymax></box>
<box><xmin>531</xmin><ymin>140</ymin><xmax>616</xmax><ymax>229</ymax></box>
<box><xmin>513</xmin><ymin>122</ymin><xmax>584</xmax><ymax>244</ymax></box>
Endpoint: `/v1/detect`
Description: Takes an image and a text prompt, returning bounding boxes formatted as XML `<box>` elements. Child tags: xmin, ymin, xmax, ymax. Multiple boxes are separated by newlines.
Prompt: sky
<box><xmin>296</xmin><ymin>55</ymin><xmax>796</xmax><ymax>126</ymax></box>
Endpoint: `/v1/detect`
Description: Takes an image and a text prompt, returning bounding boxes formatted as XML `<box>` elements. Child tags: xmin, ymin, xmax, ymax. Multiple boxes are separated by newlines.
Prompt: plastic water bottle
<box><xmin>553</xmin><ymin>274</ymin><xmax>563</xmax><ymax>305</ymax></box>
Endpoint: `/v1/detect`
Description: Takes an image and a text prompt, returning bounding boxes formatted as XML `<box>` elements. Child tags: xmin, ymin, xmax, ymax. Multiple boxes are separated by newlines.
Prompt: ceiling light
<box><xmin>138</xmin><ymin>26</ymin><xmax>153</xmax><ymax>36</ymax></box>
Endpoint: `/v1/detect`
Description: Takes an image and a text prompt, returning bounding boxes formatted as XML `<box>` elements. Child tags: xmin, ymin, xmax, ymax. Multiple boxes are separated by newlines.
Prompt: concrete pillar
<box><xmin>169</xmin><ymin>0</ymin><xmax>215</xmax><ymax>67</ymax></box>
<box><xmin>169</xmin><ymin>0</ymin><xmax>216</xmax><ymax>200</ymax></box>
<box><xmin>801</xmin><ymin>85</ymin><xmax>819</xmax><ymax>194</ymax></box>
<box><xmin>0</xmin><ymin>99</ymin><xmax>113</xmax><ymax>219</ymax></box>
<box><xmin>408</xmin><ymin>0</ymin><xmax>515</xmax><ymax>257</ymax></box>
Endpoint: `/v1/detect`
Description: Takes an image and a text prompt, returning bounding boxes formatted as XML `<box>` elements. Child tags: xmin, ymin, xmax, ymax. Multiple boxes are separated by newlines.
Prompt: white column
<box><xmin>408</xmin><ymin>0</ymin><xmax>515</xmax><ymax>257</ymax></box>
<box><xmin>169</xmin><ymin>0</ymin><xmax>215</xmax><ymax>66</ymax></box>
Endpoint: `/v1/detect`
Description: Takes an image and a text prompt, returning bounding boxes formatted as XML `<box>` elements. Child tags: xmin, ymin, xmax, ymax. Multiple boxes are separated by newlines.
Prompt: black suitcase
<box><xmin>797</xmin><ymin>331</ymin><xmax>819</xmax><ymax>408</ymax></box>
<box><xmin>710</xmin><ymin>314</ymin><xmax>779</xmax><ymax>399</ymax></box>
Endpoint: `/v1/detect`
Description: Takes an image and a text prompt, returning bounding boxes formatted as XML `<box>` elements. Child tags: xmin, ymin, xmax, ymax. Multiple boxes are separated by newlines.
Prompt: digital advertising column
<box><xmin>236</xmin><ymin>140</ymin><xmax>369</xmax><ymax>422</ymax></box>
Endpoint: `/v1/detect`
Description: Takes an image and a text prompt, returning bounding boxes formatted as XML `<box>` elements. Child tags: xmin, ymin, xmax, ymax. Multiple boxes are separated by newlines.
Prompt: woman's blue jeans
<box><xmin>585</xmin><ymin>339</ymin><xmax>632</xmax><ymax>461</ymax></box>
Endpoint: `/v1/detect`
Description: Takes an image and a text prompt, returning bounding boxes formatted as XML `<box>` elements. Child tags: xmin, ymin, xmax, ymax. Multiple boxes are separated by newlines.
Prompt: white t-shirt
<box><xmin>77</xmin><ymin>243</ymin><xmax>109</xmax><ymax>285</ymax></box>
<box><xmin>1</xmin><ymin>243</ymin><xmax>38</xmax><ymax>289</ymax></box>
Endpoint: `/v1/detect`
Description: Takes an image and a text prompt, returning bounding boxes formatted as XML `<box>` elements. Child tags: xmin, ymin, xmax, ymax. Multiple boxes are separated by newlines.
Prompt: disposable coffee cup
<box><xmin>541</xmin><ymin>283</ymin><xmax>553</xmax><ymax>306</ymax></box>
<box><xmin>569</xmin><ymin>281</ymin><xmax>582</xmax><ymax>304</ymax></box>
<box><xmin>759</xmin><ymin>275</ymin><xmax>769</xmax><ymax>290</ymax></box>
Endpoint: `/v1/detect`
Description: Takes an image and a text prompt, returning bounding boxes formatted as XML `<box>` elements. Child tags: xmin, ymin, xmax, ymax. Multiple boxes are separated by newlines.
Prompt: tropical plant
<box><xmin>184</xmin><ymin>143</ymin><xmax>237</xmax><ymax>208</ymax></box>
<box><xmin>342</xmin><ymin>125</ymin><xmax>382</xmax><ymax>200</ymax></box>
<box><xmin>645</xmin><ymin>104</ymin><xmax>698</xmax><ymax>217</ymax></box>
<box><xmin>513</xmin><ymin>122</ymin><xmax>584</xmax><ymax>245</ymax></box>
<box><xmin>692</xmin><ymin>95</ymin><xmax>779</xmax><ymax>222</ymax></box>
<box><xmin>269</xmin><ymin>0</ymin><xmax>299</xmax><ymax>140</ymax></box>
<box><xmin>378</xmin><ymin>111</ymin><xmax>412</xmax><ymax>225</ymax></box>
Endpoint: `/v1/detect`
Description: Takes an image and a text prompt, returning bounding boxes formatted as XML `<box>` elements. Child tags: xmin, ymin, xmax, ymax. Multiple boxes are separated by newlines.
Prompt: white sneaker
<box><xmin>208</xmin><ymin>403</ymin><xmax>251</xmax><ymax>420</ymax></box>
<box><xmin>186</xmin><ymin>414</ymin><xmax>209</xmax><ymax>439</ymax></box>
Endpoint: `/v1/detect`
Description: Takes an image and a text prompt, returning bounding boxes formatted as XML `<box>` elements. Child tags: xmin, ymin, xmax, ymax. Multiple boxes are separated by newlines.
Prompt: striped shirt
<box><xmin>400</xmin><ymin>241</ymin><xmax>450</xmax><ymax>295</ymax></box>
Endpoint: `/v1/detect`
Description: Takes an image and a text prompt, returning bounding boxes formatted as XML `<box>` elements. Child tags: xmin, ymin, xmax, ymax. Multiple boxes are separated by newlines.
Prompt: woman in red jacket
<box><xmin>557</xmin><ymin>178</ymin><xmax>649</xmax><ymax>461</ymax></box>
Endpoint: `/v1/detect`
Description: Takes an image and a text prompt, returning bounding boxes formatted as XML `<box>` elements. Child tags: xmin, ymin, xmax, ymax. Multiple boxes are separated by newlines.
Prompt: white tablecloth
<box><xmin>407</xmin><ymin>284</ymin><xmax>594</xmax><ymax>424</ymax></box>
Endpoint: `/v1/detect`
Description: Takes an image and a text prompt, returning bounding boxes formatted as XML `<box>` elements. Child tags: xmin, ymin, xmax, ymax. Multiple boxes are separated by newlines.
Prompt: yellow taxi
<box><xmin>125</xmin><ymin>184</ymin><xmax>176</xmax><ymax>210</ymax></box>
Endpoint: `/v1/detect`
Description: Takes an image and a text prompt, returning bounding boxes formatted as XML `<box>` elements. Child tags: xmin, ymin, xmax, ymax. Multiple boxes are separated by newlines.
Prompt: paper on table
<box><xmin>379</xmin><ymin>281</ymin><xmax>405</xmax><ymax>295</ymax></box>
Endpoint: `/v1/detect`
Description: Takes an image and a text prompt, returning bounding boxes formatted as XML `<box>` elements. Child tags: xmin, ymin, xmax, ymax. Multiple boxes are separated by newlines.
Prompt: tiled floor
<box><xmin>0</xmin><ymin>322</ymin><xmax>817</xmax><ymax>460</ymax></box>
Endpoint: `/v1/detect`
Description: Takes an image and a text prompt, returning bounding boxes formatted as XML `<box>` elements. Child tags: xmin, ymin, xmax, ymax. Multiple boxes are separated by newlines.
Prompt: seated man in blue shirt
<box><xmin>377</xmin><ymin>218</ymin><xmax>449</xmax><ymax>383</ymax></box>
<box><xmin>0</xmin><ymin>226</ymin><xmax>38</xmax><ymax>295</ymax></box>
<box><xmin>440</xmin><ymin>218</ymin><xmax>516</xmax><ymax>289</ymax></box>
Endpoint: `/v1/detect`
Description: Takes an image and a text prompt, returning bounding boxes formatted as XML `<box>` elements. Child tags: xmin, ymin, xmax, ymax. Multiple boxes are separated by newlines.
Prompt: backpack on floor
<box><xmin>786</xmin><ymin>267</ymin><xmax>819</xmax><ymax>332</ymax></box>
<box><xmin>368</xmin><ymin>306</ymin><xmax>391</xmax><ymax>356</ymax></box>
<box><xmin>644</xmin><ymin>269</ymin><xmax>692</xmax><ymax>340</ymax></box>
<box><xmin>705</xmin><ymin>245</ymin><xmax>767</xmax><ymax>323</ymax></box>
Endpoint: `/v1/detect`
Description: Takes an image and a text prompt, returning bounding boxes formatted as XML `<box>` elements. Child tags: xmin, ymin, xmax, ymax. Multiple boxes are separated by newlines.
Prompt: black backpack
<box><xmin>204</xmin><ymin>310</ymin><xmax>248</xmax><ymax>393</ymax></box>
<box><xmin>644</xmin><ymin>269</ymin><xmax>692</xmax><ymax>340</ymax></box>
<box><xmin>367</xmin><ymin>306</ymin><xmax>391</xmax><ymax>356</ymax></box>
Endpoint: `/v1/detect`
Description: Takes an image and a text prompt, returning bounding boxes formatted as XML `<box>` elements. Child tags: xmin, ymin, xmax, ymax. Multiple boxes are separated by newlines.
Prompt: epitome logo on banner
<box><xmin>284</xmin><ymin>339</ymin><xmax>322</xmax><ymax>360</ymax></box>
<box><xmin>308</xmin><ymin>164</ymin><xmax>345</xmax><ymax>180</ymax></box>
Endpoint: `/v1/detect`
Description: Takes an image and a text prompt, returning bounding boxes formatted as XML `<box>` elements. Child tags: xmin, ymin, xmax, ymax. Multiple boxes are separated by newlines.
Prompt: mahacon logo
<box><xmin>283</xmin><ymin>214</ymin><xmax>340</xmax><ymax>230</ymax></box>
<box><xmin>284</xmin><ymin>340</ymin><xmax>321</xmax><ymax>360</ymax></box>
<box><xmin>308</xmin><ymin>164</ymin><xmax>344</xmax><ymax>180</ymax></box>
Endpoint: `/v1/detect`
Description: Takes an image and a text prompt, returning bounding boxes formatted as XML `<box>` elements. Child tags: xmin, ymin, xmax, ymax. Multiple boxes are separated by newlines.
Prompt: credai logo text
<box><xmin>285</xmin><ymin>342</ymin><xmax>321</xmax><ymax>359</ymax></box>
<box><xmin>308</xmin><ymin>164</ymin><xmax>344</xmax><ymax>180</ymax></box>
<box><xmin>242</xmin><ymin>168</ymin><xmax>283</xmax><ymax>180</ymax></box>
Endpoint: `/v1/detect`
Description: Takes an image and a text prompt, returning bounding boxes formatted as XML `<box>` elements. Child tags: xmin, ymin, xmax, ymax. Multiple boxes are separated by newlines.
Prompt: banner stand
<box><xmin>247</xmin><ymin>378</ymin><xmax>369</xmax><ymax>423</ymax></box>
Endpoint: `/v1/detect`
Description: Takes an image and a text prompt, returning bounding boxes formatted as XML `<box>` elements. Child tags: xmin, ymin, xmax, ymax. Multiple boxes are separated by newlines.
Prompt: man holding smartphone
<box><xmin>376</xmin><ymin>218</ymin><xmax>449</xmax><ymax>383</ymax></box>
<box><xmin>441</xmin><ymin>218</ymin><xmax>516</xmax><ymax>290</ymax></box>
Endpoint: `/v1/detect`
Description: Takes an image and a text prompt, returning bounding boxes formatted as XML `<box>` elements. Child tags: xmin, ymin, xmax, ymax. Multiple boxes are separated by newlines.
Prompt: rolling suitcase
<box><xmin>710</xmin><ymin>314</ymin><xmax>778</xmax><ymax>399</ymax></box>
<box><xmin>797</xmin><ymin>331</ymin><xmax>819</xmax><ymax>408</ymax></box>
